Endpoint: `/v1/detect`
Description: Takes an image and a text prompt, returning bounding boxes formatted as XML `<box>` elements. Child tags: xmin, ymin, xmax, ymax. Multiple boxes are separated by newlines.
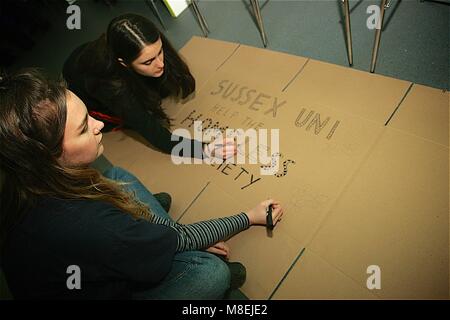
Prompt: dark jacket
<box><xmin>1</xmin><ymin>197</ymin><xmax>177</xmax><ymax>299</ymax></box>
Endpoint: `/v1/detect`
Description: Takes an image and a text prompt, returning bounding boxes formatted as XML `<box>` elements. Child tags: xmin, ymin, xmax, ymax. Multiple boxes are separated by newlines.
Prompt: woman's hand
<box><xmin>204</xmin><ymin>137</ymin><xmax>237</xmax><ymax>160</ymax></box>
<box><xmin>245</xmin><ymin>199</ymin><xmax>284</xmax><ymax>226</ymax></box>
<box><xmin>206</xmin><ymin>241</ymin><xmax>230</xmax><ymax>258</ymax></box>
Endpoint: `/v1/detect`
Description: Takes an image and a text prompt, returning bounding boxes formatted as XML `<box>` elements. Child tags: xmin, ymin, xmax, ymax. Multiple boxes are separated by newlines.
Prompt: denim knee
<box><xmin>194</xmin><ymin>253</ymin><xmax>231</xmax><ymax>299</ymax></box>
<box><xmin>132</xmin><ymin>251</ymin><xmax>231</xmax><ymax>300</ymax></box>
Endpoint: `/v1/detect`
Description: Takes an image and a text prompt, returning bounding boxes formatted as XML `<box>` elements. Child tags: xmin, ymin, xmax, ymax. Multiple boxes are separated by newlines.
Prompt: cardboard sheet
<box><xmin>173</xmin><ymin>68</ymin><xmax>386</xmax><ymax>249</ymax></box>
<box><xmin>283</xmin><ymin>59</ymin><xmax>412</xmax><ymax>124</ymax></box>
<box><xmin>100</xmin><ymin>130</ymin><xmax>148</xmax><ymax>170</ymax></box>
<box><xmin>212</xmin><ymin>44</ymin><xmax>308</xmax><ymax>92</ymax></box>
<box><xmin>309</xmin><ymin>128</ymin><xmax>449</xmax><ymax>299</ymax></box>
<box><xmin>179</xmin><ymin>36</ymin><xmax>240</xmax><ymax>94</ymax></box>
<box><xmin>388</xmin><ymin>84</ymin><xmax>449</xmax><ymax>147</ymax></box>
<box><xmin>178</xmin><ymin>183</ymin><xmax>302</xmax><ymax>300</ymax></box>
<box><xmin>171</xmin><ymin>40</ymin><xmax>308</xmax><ymax>127</ymax></box>
<box><xmin>272</xmin><ymin>249</ymin><xmax>378</xmax><ymax>300</ymax></box>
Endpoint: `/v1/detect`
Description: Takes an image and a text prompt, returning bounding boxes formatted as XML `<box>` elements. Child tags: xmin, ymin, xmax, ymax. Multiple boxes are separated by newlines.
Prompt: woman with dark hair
<box><xmin>0</xmin><ymin>69</ymin><xmax>284</xmax><ymax>299</ymax></box>
<box><xmin>63</xmin><ymin>13</ymin><xmax>235</xmax><ymax>159</ymax></box>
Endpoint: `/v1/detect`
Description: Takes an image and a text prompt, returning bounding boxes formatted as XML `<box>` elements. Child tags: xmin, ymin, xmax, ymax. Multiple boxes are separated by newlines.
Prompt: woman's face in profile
<box><xmin>130</xmin><ymin>38</ymin><xmax>165</xmax><ymax>78</ymax></box>
<box><xmin>59</xmin><ymin>90</ymin><xmax>105</xmax><ymax>166</ymax></box>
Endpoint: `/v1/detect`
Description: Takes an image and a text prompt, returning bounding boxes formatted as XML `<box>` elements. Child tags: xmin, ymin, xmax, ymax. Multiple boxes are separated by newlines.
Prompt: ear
<box><xmin>117</xmin><ymin>58</ymin><xmax>127</xmax><ymax>68</ymax></box>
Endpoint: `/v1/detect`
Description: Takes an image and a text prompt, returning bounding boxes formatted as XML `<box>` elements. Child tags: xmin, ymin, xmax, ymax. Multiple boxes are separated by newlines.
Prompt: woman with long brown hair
<box><xmin>0</xmin><ymin>69</ymin><xmax>284</xmax><ymax>299</ymax></box>
<box><xmin>63</xmin><ymin>13</ymin><xmax>235</xmax><ymax>160</ymax></box>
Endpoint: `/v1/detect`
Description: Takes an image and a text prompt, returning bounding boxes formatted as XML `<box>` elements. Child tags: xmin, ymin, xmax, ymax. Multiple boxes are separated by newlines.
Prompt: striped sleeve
<box><xmin>149</xmin><ymin>213</ymin><xmax>251</xmax><ymax>252</ymax></box>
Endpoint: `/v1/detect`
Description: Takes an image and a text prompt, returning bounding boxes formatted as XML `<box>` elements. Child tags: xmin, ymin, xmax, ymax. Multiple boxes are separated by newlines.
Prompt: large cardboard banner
<box><xmin>102</xmin><ymin>37</ymin><xmax>449</xmax><ymax>299</ymax></box>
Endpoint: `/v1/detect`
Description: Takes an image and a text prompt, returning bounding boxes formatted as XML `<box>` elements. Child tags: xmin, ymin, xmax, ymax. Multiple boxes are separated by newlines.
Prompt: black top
<box><xmin>62</xmin><ymin>42</ymin><xmax>205</xmax><ymax>158</ymax></box>
<box><xmin>0</xmin><ymin>190</ymin><xmax>250</xmax><ymax>300</ymax></box>
<box><xmin>1</xmin><ymin>197</ymin><xmax>178</xmax><ymax>299</ymax></box>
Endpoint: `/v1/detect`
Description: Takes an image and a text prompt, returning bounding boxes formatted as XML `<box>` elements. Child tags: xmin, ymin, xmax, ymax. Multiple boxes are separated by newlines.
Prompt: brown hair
<box><xmin>0</xmin><ymin>68</ymin><xmax>153</xmax><ymax>244</ymax></box>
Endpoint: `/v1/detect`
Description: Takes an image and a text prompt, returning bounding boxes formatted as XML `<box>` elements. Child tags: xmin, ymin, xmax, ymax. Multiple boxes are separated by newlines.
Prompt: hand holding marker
<box><xmin>246</xmin><ymin>199</ymin><xmax>284</xmax><ymax>228</ymax></box>
<box><xmin>204</xmin><ymin>137</ymin><xmax>237</xmax><ymax>160</ymax></box>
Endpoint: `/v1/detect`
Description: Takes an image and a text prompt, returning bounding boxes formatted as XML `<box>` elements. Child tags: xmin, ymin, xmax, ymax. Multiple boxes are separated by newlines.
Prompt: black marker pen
<box><xmin>266</xmin><ymin>204</ymin><xmax>274</xmax><ymax>230</ymax></box>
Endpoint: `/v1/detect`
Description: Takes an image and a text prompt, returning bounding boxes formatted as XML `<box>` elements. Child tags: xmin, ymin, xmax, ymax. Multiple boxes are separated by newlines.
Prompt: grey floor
<box><xmin>12</xmin><ymin>0</ymin><xmax>450</xmax><ymax>90</ymax></box>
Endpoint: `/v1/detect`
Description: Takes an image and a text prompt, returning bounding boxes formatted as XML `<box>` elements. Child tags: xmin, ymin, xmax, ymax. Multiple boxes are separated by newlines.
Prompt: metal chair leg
<box><xmin>192</xmin><ymin>0</ymin><xmax>210</xmax><ymax>33</ymax></box>
<box><xmin>250</xmin><ymin>0</ymin><xmax>268</xmax><ymax>47</ymax></box>
<box><xmin>370</xmin><ymin>0</ymin><xmax>388</xmax><ymax>73</ymax></box>
<box><xmin>145</xmin><ymin>0</ymin><xmax>167</xmax><ymax>31</ymax></box>
<box><xmin>191</xmin><ymin>0</ymin><xmax>209</xmax><ymax>37</ymax></box>
<box><xmin>342</xmin><ymin>0</ymin><xmax>353</xmax><ymax>66</ymax></box>
<box><xmin>196</xmin><ymin>2</ymin><xmax>209</xmax><ymax>32</ymax></box>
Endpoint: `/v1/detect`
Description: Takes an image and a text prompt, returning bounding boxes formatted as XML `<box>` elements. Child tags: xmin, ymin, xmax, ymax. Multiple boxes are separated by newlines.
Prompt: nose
<box><xmin>94</xmin><ymin>120</ymin><xmax>104</xmax><ymax>134</ymax></box>
<box><xmin>156</xmin><ymin>56</ymin><xmax>164</xmax><ymax>69</ymax></box>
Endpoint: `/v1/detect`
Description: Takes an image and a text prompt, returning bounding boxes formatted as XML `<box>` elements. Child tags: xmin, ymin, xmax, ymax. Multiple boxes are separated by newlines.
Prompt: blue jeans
<box><xmin>103</xmin><ymin>166</ymin><xmax>231</xmax><ymax>299</ymax></box>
